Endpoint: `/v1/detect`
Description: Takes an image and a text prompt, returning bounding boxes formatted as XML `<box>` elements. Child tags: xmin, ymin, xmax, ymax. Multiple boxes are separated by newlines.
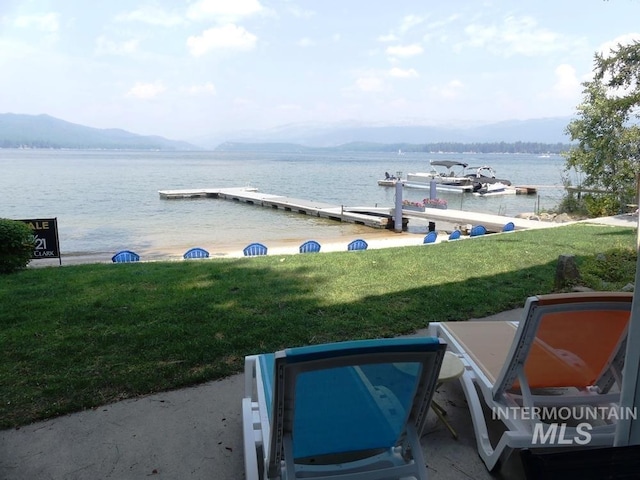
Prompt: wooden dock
<box><xmin>515</xmin><ymin>185</ymin><xmax>537</xmax><ymax>195</ymax></box>
<box><xmin>158</xmin><ymin>187</ymin><xmax>399</xmax><ymax>229</ymax></box>
<box><xmin>158</xmin><ymin>187</ymin><xmax>555</xmax><ymax>233</ymax></box>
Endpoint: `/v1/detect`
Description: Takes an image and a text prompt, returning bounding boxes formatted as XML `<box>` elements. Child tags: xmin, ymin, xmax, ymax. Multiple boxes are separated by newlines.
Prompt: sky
<box><xmin>2</xmin><ymin>0</ymin><xmax>640</xmax><ymax>142</ymax></box>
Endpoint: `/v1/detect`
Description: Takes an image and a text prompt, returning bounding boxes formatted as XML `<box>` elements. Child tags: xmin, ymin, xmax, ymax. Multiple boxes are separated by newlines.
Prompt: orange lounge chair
<box><xmin>428</xmin><ymin>292</ymin><xmax>632</xmax><ymax>471</ymax></box>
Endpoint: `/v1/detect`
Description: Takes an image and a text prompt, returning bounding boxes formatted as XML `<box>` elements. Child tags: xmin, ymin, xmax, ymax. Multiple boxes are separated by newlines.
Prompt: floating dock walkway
<box><xmin>158</xmin><ymin>187</ymin><xmax>398</xmax><ymax>229</ymax></box>
<box><xmin>398</xmin><ymin>207</ymin><xmax>555</xmax><ymax>232</ymax></box>
<box><xmin>158</xmin><ymin>187</ymin><xmax>553</xmax><ymax>233</ymax></box>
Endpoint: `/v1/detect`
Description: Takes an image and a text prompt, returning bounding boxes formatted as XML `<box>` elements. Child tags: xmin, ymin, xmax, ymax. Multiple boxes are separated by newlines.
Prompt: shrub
<box><xmin>556</xmin><ymin>191</ymin><xmax>588</xmax><ymax>216</ymax></box>
<box><xmin>0</xmin><ymin>219</ymin><xmax>35</xmax><ymax>274</ymax></box>
<box><xmin>584</xmin><ymin>194</ymin><xmax>622</xmax><ymax>217</ymax></box>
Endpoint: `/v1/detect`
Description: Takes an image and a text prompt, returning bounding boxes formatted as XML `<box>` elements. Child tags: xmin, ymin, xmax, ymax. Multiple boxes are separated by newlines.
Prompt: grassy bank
<box><xmin>0</xmin><ymin>224</ymin><xmax>636</xmax><ymax>429</ymax></box>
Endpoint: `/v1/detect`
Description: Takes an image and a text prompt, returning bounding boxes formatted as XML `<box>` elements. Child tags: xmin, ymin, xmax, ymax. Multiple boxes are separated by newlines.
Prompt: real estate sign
<box><xmin>19</xmin><ymin>218</ymin><xmax>61</xmax><ymax>264</ymax></box>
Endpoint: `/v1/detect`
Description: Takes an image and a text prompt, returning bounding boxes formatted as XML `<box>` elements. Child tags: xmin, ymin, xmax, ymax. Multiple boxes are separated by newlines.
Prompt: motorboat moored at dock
<box><xmin>378</xmin><ymin>160</ymin><xmax>517</xmax><ymax>194</ymax></box>
<box><xmin>472</xmin><ymin>181</ymin><xmax>517</xmax><ymax>196</ymax></box>
<box><xmin>404</xmin><ymin>160</ymin><xmax>475</xmax><ymax>192</ymax></box>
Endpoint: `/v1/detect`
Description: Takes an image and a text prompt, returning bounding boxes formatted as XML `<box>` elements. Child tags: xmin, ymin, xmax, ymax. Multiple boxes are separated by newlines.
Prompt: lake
<box><xmin>0</xmin><ymin>149</ymin><xmax>568</xmax><ymax>260</ymax></box>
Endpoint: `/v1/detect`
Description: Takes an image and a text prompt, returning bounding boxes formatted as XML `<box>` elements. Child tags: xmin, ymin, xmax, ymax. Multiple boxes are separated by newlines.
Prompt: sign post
<box><xmin>19</xmin><ymin>218</ymin><xmax>61</xmax><ymax>265</ymax></box>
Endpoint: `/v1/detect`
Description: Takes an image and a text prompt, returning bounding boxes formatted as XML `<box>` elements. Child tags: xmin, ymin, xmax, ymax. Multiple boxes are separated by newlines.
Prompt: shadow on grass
<box><xmin>0</xmin><ymin>224</ymin><xmax>635</xmax><ymax>428</ymax></box>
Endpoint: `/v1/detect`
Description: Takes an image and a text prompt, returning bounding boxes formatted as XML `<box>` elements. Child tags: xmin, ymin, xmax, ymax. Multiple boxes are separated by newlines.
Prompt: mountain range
<box><xmin>198</xmin><ymin>117</ymin><xmax>573</xmax><ymax>148</ymax></box>
<box><xmin>0</xmin><ymin>113</ymin><xmax>199</xmax><ymax>150</ymax></box>
<box><xmin>0</xmin><ymin>112</ymin><xmax>573</xmax><ymax>151</ymax></box>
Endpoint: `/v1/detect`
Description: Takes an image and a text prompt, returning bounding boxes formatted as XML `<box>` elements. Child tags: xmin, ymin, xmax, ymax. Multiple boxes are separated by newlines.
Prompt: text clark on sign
<box><xmin>19</xmin><ymin>218</ymin><xmax>61</xmax><ymax>263</ymax></box>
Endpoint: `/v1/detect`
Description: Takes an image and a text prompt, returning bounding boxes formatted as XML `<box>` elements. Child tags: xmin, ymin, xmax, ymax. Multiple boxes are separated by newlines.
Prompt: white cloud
<box><xmin>551</xmin><ymin>64</ymin><xmax>581</xmax><ymax>99</ymax></box>
<box><xmin>598</xmin><ymin>33</ymin><xmax>640</xmax><ymax>58</ymax></box>
<box><xmin>594</xmin><ymin>35</ymin><xmax>640</xmax><ymax>100</ymax></box>
<box><xmin>422</xmin><ymin>14</ymin><xmax>461</xmax><ymax>43</ymax></box>
<box><xmin>95</xmin><ymin>36</ymin><xmax>140</xmax><ymax>55</ymax></box>
<box><xmin>287</xmin><ymin>6</ymin><xmax>315</xmax><ymax>19</ymax></box>
<box><xmin>463</xmin><ymin>15</ymin><xmax>576</xmax><ymax>57</ymax></box>
<box><xmin>427</xmin><ymin>13</ymin><xmax>460</xmax><ymax>31</ymax></box>
<box><xmin>379</xmin><ymin>15</ymin><xmax>425</xmax><ymax>47</ymax></box>
<box><xmin>399</xmin><ymin>14</ymin><xmax>425</xmax><ymax>34</ymax></box>
<box><xmin>182</xmin><ymin>82</ymin><xmax>217</xmax><ymax>95</ymax></box>
<box><xmin>432</xmin><ymin>79</ymin><xmax>464</xmax><ymax>99</ymax></box>
<box><xmin>126</xmin><ymin>82</ymin><xmax>166</xmax><ymax>99</ymax></box>
<box><xmin>298</xmin><ymin>37</ymin><xmax>315</xmax><ymax>47</ymax></box>
<box><xmin>378</xmin><ymin>33</ymin><xmax>398</xmax><ymax>43</ymax></box>
<box><xmin>115</xmin><ymin>6</ymin><xmax>185</xmax><ymax>27</ymax></box>
<box><xmin>186</xmin><ymin>0</ymin><xmax>264</xmax><ymax>22</ymax></box>
<box><xmin>389</xmin><ymin>67</ymin><xmax>418</xmax><ymax>78</ymax></box>
<box><xmin>386</xmin><ymin>44</ymin><xmax>423</xmax><ymax>58</ymax></box>
<box><xmin>14</xmin><ymin>13</ymin><xmax>59</xmax><ymax>32</ymax></box>
<box><xmin>187</xmin><ymin>24</ymin><xmax>257</xmax><ymax>56</ymax></box>
<box><xmin>356</xmin><ymin>76</ymin><xmax>384</xmax><ymax>92</ymax></box>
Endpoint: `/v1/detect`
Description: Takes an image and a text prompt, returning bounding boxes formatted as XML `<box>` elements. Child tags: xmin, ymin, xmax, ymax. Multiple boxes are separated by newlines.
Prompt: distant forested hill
<box><xmin>215</xmin><ymin>140</ymin><xmax>571</xmax><ymax>154</ymax></box>
<box><xmin>197</xmin><ymin>116</ymin><xmax>574</xmax><ymax>148</ymax></box>
<box><xmin>0</xmin><ymin>113</ymin><xmax>199</xmax><ymax>150</ymax></box>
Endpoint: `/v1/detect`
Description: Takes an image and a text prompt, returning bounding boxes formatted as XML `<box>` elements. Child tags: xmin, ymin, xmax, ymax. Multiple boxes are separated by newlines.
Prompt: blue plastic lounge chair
<box><xmin>111</xmin><ymin>250</ymin><xmax>140</xmax><ymax>263</ymax></box>
<box><xmin>429</xmin><ymin>292</ymin><xmax>632</xmax><ymax>471</ymax></box>
<box><xmin>299</xmin><ymin>240</ymin><xmax>321</xmax><ymax>254</ymax></box>
<box><xmin>243</xmin><ymin>242</ymin><xmax>268</xmax><ymax>256</ymax></box>
<box><xmin>183</xmin><ymin>247</ymin><xmax>209</xmax><ymax>259</ymax></box>
<box><xmin>502</xmin><ymin>222</ymin><xmax>515</xmax><ymax>232</ymax></box>
<box><xmin>448</xmin><ymin>230</ymin><xmax>461</xmax><ymax>241</ymax></box>
<box><xmin>242</xmin><ymin>337</ymin><xmax>447</xmax><ymax>479</ymax></box>
<box><xmin>469</xmin><ymin>225</ymin><xmax>486</xmax><ymax>237</ymax></box>
<box><xmin>347</xmin><ymin>239</ymin><xmax>368</xmax><ymax>251</ymax></box>
<box><xmin>423</xmin><ymin>231</ymin><xmax>438</xmax><ymax>244</ymax></box>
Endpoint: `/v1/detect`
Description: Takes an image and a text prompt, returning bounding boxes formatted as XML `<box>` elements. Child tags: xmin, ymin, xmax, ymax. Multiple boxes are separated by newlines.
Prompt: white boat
<box><xmin>377</xmin><ymin>171</ymin><xmax>399</xmax><ymax>187</ymax></box>
<box><xmin>377</xmin><ymin>178</ymin><xmax>397</xmax><ymax>187</ymax></box>
<box><xmin>468</xmin><ymin>165</ymin><xmax>515</xmax><ymax>196</ymax></box>
<box><xmin>378</xmin><ymin>161</ymin><xmax>514</xmax><ymax>194</ymax></box>
<box><xmin>472</xmin><ymin>181</ymin><xmax>516</xmax><ymax>196</ymax></box>
<box><xmin>404</xmin><ymin>160</ymin><xmax>475</xmax><ymax>193</ymax></box>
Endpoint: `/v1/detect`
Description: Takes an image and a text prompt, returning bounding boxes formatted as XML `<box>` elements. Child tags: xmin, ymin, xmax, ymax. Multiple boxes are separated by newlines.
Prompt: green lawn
<box><xmin>0</xmin><ymin>223</ymin><xmax>636</xmax><ymax>429</ymax></box>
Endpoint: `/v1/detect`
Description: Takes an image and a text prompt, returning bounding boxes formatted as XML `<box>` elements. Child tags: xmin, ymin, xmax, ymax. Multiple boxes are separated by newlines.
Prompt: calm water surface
<box><xmin>1</xmin><ymin>149</ymin><xmax>567</xmax><ymax>258</ymax></box>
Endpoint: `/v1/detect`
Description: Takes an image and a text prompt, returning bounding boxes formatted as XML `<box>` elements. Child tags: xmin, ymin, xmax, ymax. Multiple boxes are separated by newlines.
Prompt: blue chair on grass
<box><xmin>242</xmin><ymin>337</ymin><xmax>446</xmax><ymax>480</ymax></box>
<box><xmin>423</xmin><ymin>231</ymin><xmax>438</xmax><ymax>244</ymax></box>
<box><xmin>448</xmin><ymin>230</ymin><xmax>461</xmax><ymax>241</ymax></box>
<box><xmin>502</xmin><ymin>221</ymin><xmax>515</xmax><ymax>232</ymax></box>
<box><xmin>469</xmin><ymin>225</ymin><xmax>487</xmax><ymax>237</ymax></box>
<box><xmin>111</xmin><ymin>250</ymin><xmax>140</xmax><ymax>263</ymax></box>
<box><xmin>243</xmin><ymin>242</ymin><xmax>268</xmax><ymax>257</ymax></box>
<box><xmin>183</xmin><ymin>247</ymin><xmax>209</xmax><ymax>259</ymax></box>
<box><xmin>299</xmin><ymin>240</ymin><xmax>321</xmax><ymax>253</ymax></box>
<box><xmin>347</xmin><ymin>239</ymin><xmax>368</xmax><ymax>251</ymax></box>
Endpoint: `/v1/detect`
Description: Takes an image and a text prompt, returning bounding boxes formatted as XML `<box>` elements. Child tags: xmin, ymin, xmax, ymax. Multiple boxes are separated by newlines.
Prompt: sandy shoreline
<box><xmin>28</xmin><ymin>228</ymin><xmax>446</xmax><ymax>267</ymax></box>
<box><xmin>30</xmin><ymin>213</ymin><xmax>636</xmax><ymax>268</ymax></box>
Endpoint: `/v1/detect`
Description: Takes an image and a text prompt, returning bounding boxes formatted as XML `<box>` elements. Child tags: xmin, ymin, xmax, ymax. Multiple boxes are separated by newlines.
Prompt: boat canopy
<box><xmin>430</xmin><ymin>160</ymin><xmax>469</xmax><ymax>169</ymax></box>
